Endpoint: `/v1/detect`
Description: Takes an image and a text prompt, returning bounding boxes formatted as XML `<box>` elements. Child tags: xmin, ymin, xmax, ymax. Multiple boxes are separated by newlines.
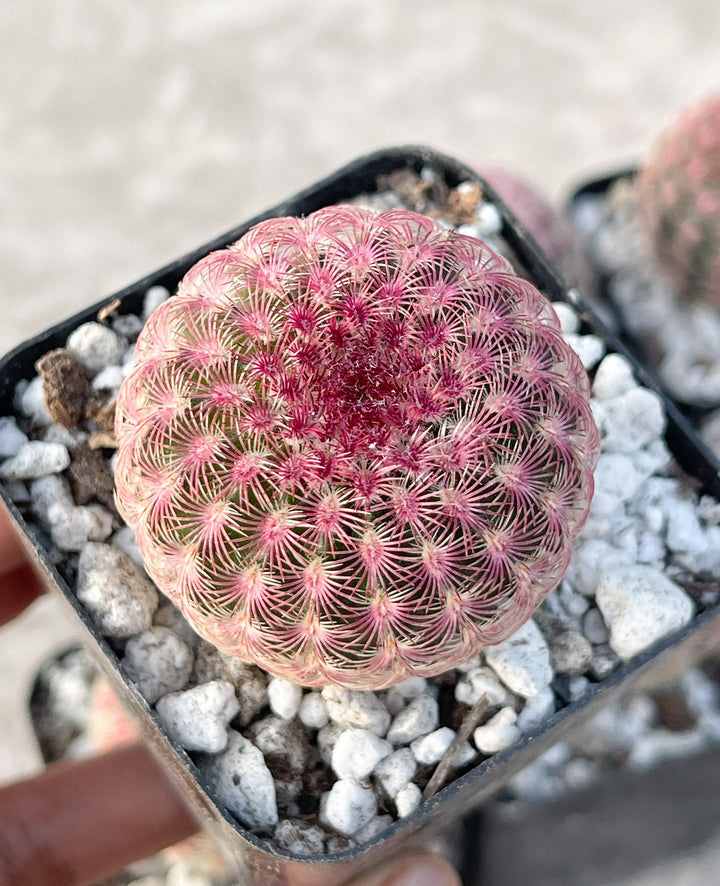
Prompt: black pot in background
<box><xmin>567</xmin><ymin>168</ymin><xmax>720</xmax><ymax>446</ymax></box>
<box><xmin>2</xmin><ymin>147</ymin><xmax>720</xmax><ymax>886</ymax></box>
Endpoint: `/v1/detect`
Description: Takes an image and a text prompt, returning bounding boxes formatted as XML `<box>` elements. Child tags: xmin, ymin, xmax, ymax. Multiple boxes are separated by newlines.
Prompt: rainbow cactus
<box><xmin>636</xmin><ymin>94</ymin><xmax>720</xmax><ymax>309</ymax></box>
<box><xmin>115</xmin><ymin>205</ymin><xmax>600</xmax><ymax>690</ymax></box>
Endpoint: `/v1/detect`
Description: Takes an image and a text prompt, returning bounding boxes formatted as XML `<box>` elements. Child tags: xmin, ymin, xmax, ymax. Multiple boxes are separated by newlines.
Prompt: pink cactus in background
<box><xmin>115</xmin><ymin>205</ymin><xmax>599</xmax><ymax>690</ymax></box>
<box><xmin>636</xmin><ymin>94</ymin><xmax>720</xmax><ymax>309</ymax></box>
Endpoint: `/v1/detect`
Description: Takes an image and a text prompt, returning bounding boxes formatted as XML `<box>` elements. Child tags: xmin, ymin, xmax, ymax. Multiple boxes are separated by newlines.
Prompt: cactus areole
<box><xmin>115</xmin><ymin>206</ymin><xmax>600</xmax><ymax>689</ymax></box>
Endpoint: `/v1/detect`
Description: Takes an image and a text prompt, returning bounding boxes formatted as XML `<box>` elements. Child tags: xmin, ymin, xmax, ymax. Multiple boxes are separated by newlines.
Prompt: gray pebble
<box><xmin>319</xmin><ymin>780</ymin><xmax>376</xmax><ymax>837</ymax></box>
<box><xmin>76</xmin><ymin>542</ymin><xmax>158</xmax><ymax>638</ymax></box>
<box><xmin>122</xmin><ymin>626</ymin><xmax>194</xmax><ymax>703</ymax></box>
<box><xmin>156</xmin><ymin>680</ymin><xmax>239</xmax><ymax>752</ymax></box>
<box><xmin>373</xmin><ymin>747</ymin><xmax>417</xmax><ymax>800</ymax></box>
<box><xmin>386</xmin><ymin>695</ymin><xmax>439</xmax><ymax>745</ymax></box>
<box><xmin>197</xmin><ymin>731</ymin><xmax>278</xmax><ymax>829</ymax></box>
<box><xmin>0</xmin><ymin>440</ymin><xmax>70</xmax><ymax>480</ymax></box>
<box><xmin>67</xmin><ymin>322</ymin><xmax>126</xmax><ymax>374</ymax></box>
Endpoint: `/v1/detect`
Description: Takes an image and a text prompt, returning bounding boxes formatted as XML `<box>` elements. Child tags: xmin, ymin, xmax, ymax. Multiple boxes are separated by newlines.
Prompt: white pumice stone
<box><xmin>393</xmin><ymin>676</ymin><xmax>428</xmax><ymax>700</ymax></box>
<box><xmin>156</xmin><ymin>680</ymin><xmax>239</xmax><ymax>753</ymax></box>
<box><xmin>143</xmin><ymin>285</ymin><xmax>171</xmax><ymax>320</ymax></box>
<box><xmin>517</xmin><ymin>687</ymin><xmax>556</xmax><ymax>733</ymax></box>
<box><xmin>666</xmin><ymin>500</ymin><xmax>709</xmax><ymax>557</ymax></box>
<box><xmin>50</xmin><ymin>503</ymin><xmax>114</xmax><ymax>551</ymax></box>
<box><xmin>122</xmin><ymin>626</ymin><xmax>194</xmax><ymax>704</ymax></box>
<box><xmin>394</xmin><ymin>782</ymin><xmax>422</xmax><ymax>818</ymax></box>
<box><xmin>484</xmin><ymin>619</ymin><xmax>553</xmax><ymax>698</ymax></box>
<box><xmin>43</xmin><ymin>423</ymin><xmax>86</xmax><ymax>449</ymax></box>
<box><xmin>66</xmin><ymin>322</ymin><xmax>126</xmax><ymax>374</ymax></box>
<box><xmin>246</xmin><ymin>716</ymin><xmax>310</xmax><ymax>774</ymax></box>
<box><xmin>198</xmin><ymin>731</ymin><xmax>278</xmax><ymax>830</ymax></box>
<box><xmin>590</xmin><ymin>453</ymin><xmax>644</xmax><ymax>516</ymax></box>
<box><xmin>112</xmin><ymin>313</ymin><xmax>144</xmax><ymax>341</ymax></box>
<box><xmin>455</xmin><ymin>653</ymin><xmax>482</xmax><ymax>674</ymax></box>
<box><xmin>547</xmin><ymin>627</ymin><xmax>593</xmax><ymax>676</ymax></box>
<box><xmin>596</xmin><ymin>565</ymin><xmax>695</xmax><ymax>661</ymax></box>
<box><xmin>273</xmin><ymin>819</ymin><xmax>326</xmax><ymax>857</ymax></box>
<box><xmin>594</xmin><ymin>388</ymin><xmax>666</xmax><ymax>453</ymax></box>
<box><xmin>267</xmin><ymin>677</ymin><xmax>303</xmax><ymax>721</ymax></box>
<box><xmin>475</xmin><ymin>201</ymin><xmax>503</xmax><ymax>234</ymax></box>
<box><xmin>0</xmin><ymin>440</ymin><xmax>70</xmax><ymax>480</ymax></box>
<box><xmin>455</xmin><ymin>667</ymin><xmax>512</xmax><ymax>709</ymax></box>
<box><xmin>76</xmin><ymin>542</ymin><xmax>158</xmax><ymax>638</ymax></box>
<box><xmin>582</xmin><ymin>608</ymin><xmax>610</xmax><ymax>645</ymax></box>
<box><xmin>317</xmin><ymin>721</ymin><xmax>345</xmax><ymax>767</ymax></box>
<box><xmin>91</xmin><ymin>364</ymin><xmax>126</xmax><ymax>392</ymax></box>
<box><xmin>473</xmin><ymin>707</ymin><xmax>521</xmax><ymax>754</ymax></box>
<box><xmin>592</xmin><ymin>353</ymin><xmax>637</xmax><ymax>400</ymax></box>
<box><xmin>567</xmin><ymin>539</ymin><xmax>633</xmax><ymax>597</ymax></box>
<box><xmin>373</xmin><ymin>747</ymin><xmax>417</xmax><ymax>800</ymax></box>
<box><xmin>384</xmin><ymin>687</ymin><xmax>407</xmax><ymax>716</ymax></box>
<box><xmin>410</xmin><ymin>727</ymin><xmax>456</xmax><ymax>765</ymax></box>
<box><xmin>153</xmin><ymin>602</ymin><xmax>200</xmax><ymax>646</ymax></box>
<box><xmin>0</xmin><ymin>416</ymin><xmax>28</xmax><ymax>457</ymax></box>
<box><xmin>321</xmin><ymin>687</ymin><xmax>391</xmax><ymax>736</ymax></box>
<box><xmin>298</xmin><ymin>692</ymin><xmax>329</xmax><ymax>730</ymax></box>
<box><xmin>386</xmin><ymin>695</ymin><xmax>439</xmax><ymax>745</ymax></box>
<box><xmin>331</xmin><ymin>729</ymin><xmax>393</xmax><ymax>780</ymax></box>
<box><xmin>30</xmin><ymin>474</ymin><xmax>75</xmax><ymax>524</ymax></box>
<box><xmin>551</xmin><ymin>301</ymin><xmax>579</xmax><ymax>334</ymax></box>
<box><xmin>563</xmin><ymin>333</ymin><xmax>605</xmax><ymax>370</ymax></box>
<box><xmin>110</xmin><ymin>526</ymin><xmax>145</xmax><ymax>566</ymax></box>
<box><xmin>18</xmin><ymin>376</ymin><xmax>52</xmax><ymax>424</ymax></box>
<box><xmin>319</xmin><ymin>780</ymin><xmax>376</xmax><ymax>837</ymax></box>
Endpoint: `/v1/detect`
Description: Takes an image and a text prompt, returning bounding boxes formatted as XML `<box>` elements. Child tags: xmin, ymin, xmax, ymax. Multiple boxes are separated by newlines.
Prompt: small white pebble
<box><xmin>50</xmin><ymin>503</ymin><xmax>114</xmax><ymax>551</ymax></box>
<box><xmin>410</xmin><ymin>727</ymin><xmax>455</xmax><ymax>765</ymax></box>
<box><xmin>563</xmin><ymin>333</ymin><xmax>605</xmax><ymax>370</ymax></box>
<box><xmin>455</xmin><ymin>666</ymin><xmax>512</xmax><ymax>709</ymax></box>
<box><xmin>393</xmin><ymin>676</ymin><xmax>428</xmax><ymax>700</ymax></box>
<box><xmin>197</xmin><ymin>731</ymin><xmax>278</xmax><ymax>829</ymax></box>
<box><xmin>551</xmin><ymin>302</ymin><xmax>579</xmax><ymax>334</ymax></box>
<box><xmin>267</xmin><ymin>677</ymin><xmax>303</xmax><ymax>721</ymax></box>
<box><xmin>473</xmin><ymin>707</ymin><xmax>521</xmax><ymax>754</ymax></box>
<box><xmin>373</xmin><ymin>747</ymin><xmax>417</xmax><ymax>799</ymax></box>
<box><xmin>298</xmin><ymin>692</ymin><xmax>329</xmax><ymax>730</ymax></box>
<box><xmin>484</xmin><ymin>619</ymin><xmax>553</xmax><ymax>698</ymax></box>
<box><xmin>0</xmin><ymin>441</ymin><xmax>70</xmax><ymax>480</ymax></box>
<box><xmin>321</xmin><ymin>687</ymin><xmax>391</xmax><ymax>736</ymax></box>
<box><xmin>353</xmin><ymin>815</ymin><xmax>394</xmax><ymax>844</ymax></box>
<box><xmin>156</xmin><ymin>680</ymin><xmax>239</xmax><ymax>753</ymax></box>
<box><xmin>67</xmin><ymin>322</ymin><xmax>125</xmax><ymax>374</ymax></box>
<box><xmin>18</xmin><ymin>376</ymin><xmax>51</xmax><ymax>424</ymax></box>
<box><xmin>595</xmin><ymin>388</ymin><xmax>666</xmax><ymax>453</ymax></box>
<box><xmin>0</xmin><ymin>417</ymin><xmax>28</xmax><ymax>457</ymax></box>
<box><xmin>111</xmin><ymin>526</ymin><xmax>145</xmax><ymax>566</ymax></box>
<box><xmin>596</xmin><ymin>565</ymin><xmax>695</xmax><ymax>661</ymax></box>
<box><xmin>394</xmin><ymin>782</ymin><xmax>422</xmax><ymax>818</ymax></box>
<box><xmin>386</xmin><ymin>695</ymin><xmax>439</xmax><ymax>745</ymax></box>
<box><xmin>331</xmin><ymin>729</ymin><xmax>392</xmax><ymax>780</ymax></box>
<box><xmin>91</xmin><ymin>364</ymin><xmax>126</xmax><ymax>392</ymax></box>
<box><xmin>517</xmin><ymin>687</ymin><xmax>556</xmax><ymax>733</ymax></box>
<box><xmin>122</xmin><ymin>626</ymin><xmax>194</xmax><ymax>704</ymax></box>
<box><xmin>143</xmin><ymin>285</ymin><xmax>171</xmax><ymax>320</ymax></box>
<box><xmin>592</xmin><ymin>353</ymin><xmax>637</xmax><ymax>400</ymax></box>
<box><xmin>319</xmin><ymin>780</ymin><xmax>376</xmax><ymax>837</ymax></box>
<box><xmin>76</xmin><ymin>542</ymin><xmax>158</xmax><ymax>638</ymax></box>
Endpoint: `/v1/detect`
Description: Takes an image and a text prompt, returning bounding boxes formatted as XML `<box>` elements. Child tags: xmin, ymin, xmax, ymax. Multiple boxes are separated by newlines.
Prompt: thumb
<box><xmin>0</xmin><ymin>742</ymin><xmax>198</xmax><ymax>886</ymax></box>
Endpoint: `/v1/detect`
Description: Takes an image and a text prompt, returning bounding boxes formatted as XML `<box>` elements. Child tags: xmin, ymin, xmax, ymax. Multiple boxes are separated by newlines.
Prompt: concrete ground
<box><xmin>1</xmin><ymin>3</ymin><xmax>719</xmax><ymax>883</ymax></box>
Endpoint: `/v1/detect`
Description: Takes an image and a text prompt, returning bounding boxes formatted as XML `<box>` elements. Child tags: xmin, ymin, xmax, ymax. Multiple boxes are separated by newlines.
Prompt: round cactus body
<box><xmin>115</xmin><ymin>205</ymin><xmax>599</xmax><ymax>690</ymax></box>
<box><xmin>636</xmin><ymin>94</ymin><xmax>720</xmax><ymax>308</ymax></box>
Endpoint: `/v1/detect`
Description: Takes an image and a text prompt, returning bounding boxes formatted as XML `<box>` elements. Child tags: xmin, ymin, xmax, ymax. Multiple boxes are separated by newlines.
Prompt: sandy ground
<box><xmin>1</xmin><ymin>3</ymin><xmax>720</xmax><ymax>883</ymax></box>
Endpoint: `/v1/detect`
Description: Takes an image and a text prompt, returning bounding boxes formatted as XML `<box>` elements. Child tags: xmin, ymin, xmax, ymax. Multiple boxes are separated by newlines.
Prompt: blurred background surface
<box><xmin>1</xmin><ymin>2</ymin><xmax>720</xmax><ymax>883</ymax></box>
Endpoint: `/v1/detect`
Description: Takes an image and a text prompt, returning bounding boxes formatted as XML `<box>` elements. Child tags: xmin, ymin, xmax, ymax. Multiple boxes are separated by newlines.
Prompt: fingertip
<box><xmin>352</xmin><ymin>850</ymin><xmax>462</xmax><ymax>886</ymax></box>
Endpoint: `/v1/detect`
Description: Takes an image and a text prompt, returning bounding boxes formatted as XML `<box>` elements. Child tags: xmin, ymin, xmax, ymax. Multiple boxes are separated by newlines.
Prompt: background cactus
<box><xmin>636</xmin><ymin>94</ymin><xmax>720</xmax><ymax>309</ymax></box>
<box><xmin>115</xmin><ymin>205</ymin><xmax>599</xmax><ymax>690</ymax></box>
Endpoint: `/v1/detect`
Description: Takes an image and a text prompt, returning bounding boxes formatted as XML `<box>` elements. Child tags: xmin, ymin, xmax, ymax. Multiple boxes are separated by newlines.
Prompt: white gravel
<box><xmin>0</xmin><ymin>441</ymin><xmax>70</xmax><ymax>480</ymax></box>
<box><xmin>596</xmin><ymin>565</ymin><xmax>695</xmax><ymax>660</ymax></box>
<box><xmin>122</xmin><ymin>626</ymin><xmax>195</xmax><ymax>704</ymax></box>
<box><xmin>156</xmin><ymin>680</ymin><xmax>239</xmax><ymax>753</ymax></box>
<box><xmin>484</xmin><ymin>619</ymin><xmax>553</xmax><ymax>698</ymax></box>
<box><xmin>319</xmin><ymin>779</ymin><xmax>377</xmax><ymax>837</ymax></box>
<box><xmin>66</xmin><ymin>322</ymin><xmax>126</xmax><ymax>374</ymax></box>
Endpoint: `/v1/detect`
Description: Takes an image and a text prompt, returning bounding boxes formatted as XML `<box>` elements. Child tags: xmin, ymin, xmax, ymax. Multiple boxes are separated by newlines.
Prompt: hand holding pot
<box><xmin>0</xmin><ymin>505</ymin><xmax>461</xmax><ymax>886</ymax></box>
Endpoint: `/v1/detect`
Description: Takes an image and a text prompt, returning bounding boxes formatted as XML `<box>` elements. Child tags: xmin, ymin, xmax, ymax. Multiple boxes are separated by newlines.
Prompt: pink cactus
<box><xmin>115</xmin><ymin>206</ymin><xmax>599</xmax><ymax>690</ymax></box>
<box><xmin>636</xmin><ymin>94</ymin><xmax>720</xmax><ymax>308</ymax></box>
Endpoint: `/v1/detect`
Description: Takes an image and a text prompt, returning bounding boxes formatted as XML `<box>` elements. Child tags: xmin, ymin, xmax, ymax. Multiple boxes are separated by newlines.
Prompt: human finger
<box><xmin>0</xmin><ymin>742</ymin><xmax>198</xmax><ymax>886</ymax></box>
<box><xmin>0</xmin><ymin>503</ymin><xmax>28</xmax><ymax>577</ymax></box>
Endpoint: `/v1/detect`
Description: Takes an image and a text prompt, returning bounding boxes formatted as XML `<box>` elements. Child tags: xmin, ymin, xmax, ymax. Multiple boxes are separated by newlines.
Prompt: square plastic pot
<box><xmin>2</xmin><ymin>147</ymin><xmax>720</xmax><ymax>886</ymax></box>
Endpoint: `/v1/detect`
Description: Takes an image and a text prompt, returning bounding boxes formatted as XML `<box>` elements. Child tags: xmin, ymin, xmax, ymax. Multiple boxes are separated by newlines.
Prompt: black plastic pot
<box><xmin>567</xmin><ymin>167</ymin><xmax>720</xmax><ymax>438</ymax></box>
<box><xmin>2</xmin><ymin>147</ymin><xmax>720</xmax><ymax>886</ymax></box>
